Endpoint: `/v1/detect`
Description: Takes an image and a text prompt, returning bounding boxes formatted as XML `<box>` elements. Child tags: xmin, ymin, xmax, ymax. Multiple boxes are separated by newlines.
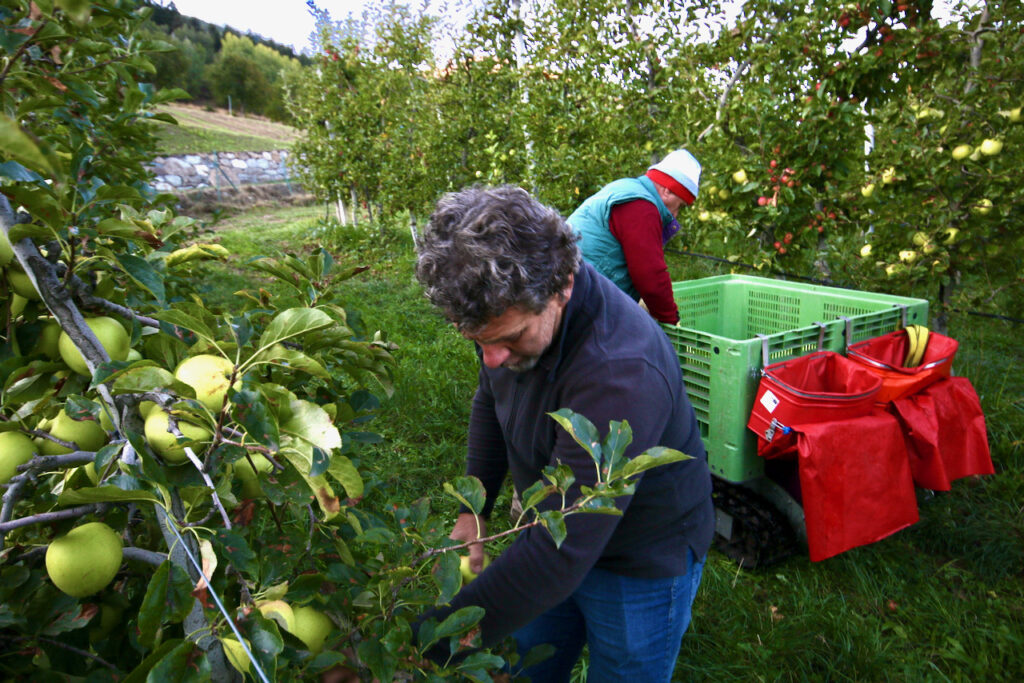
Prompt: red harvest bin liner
<box><xmin>846</xmin><ymin>329</ymin><xmax>958</xmax><ymax>404</ymax></box>
<box><xmin>747</xmin><ymin>351</ymin><xmax>883</xmax><ymax>459</ymax></box>
<box><xmin>890</xmin><ymin>376</ymin><xmax>995</xmax><ymax>490</ymax></box>
<box><xmin>796</xmin><ymin>410</ymin><xmax>920</xmax><ymax>562</ymax></box>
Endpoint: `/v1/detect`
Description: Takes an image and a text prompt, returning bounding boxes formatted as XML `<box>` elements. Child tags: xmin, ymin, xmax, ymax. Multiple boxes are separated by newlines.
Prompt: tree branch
<box><xmin>123</xmin><ymin>545</ymin><xmax>168</xmax><ymax>566</ymax></box>
<box><xmin>0</xmin><ymin>504</ymin><xmax>106</xmax><ymax>533</ymax></box>
<box><xmin>1</xmin><ymin>451</ymin><xmax>96</xmax><ymax>546</ymax></box>
<box><xmin>1</xmin><ymin>197</ymin><xmax>122</xmax><ymax>434</ymax></box>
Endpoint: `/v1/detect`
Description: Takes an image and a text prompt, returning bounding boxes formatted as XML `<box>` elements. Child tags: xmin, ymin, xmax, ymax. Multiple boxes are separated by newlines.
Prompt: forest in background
<box><xmin>139</xmin><ymin>0</ymin><xmax>309</xmax><ymax>121</ymax></box>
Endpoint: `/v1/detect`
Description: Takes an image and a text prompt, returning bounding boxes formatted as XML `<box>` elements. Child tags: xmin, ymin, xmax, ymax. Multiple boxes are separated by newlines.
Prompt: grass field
<box><xmin>199</xmin><ymin>205</ymin><xmax>1024</xmax><ymax>681</ymax></box>
<box><xmin>152</xmin><ymin>102</ymin><xmax>299</xmax><ymax>155</ymax></box>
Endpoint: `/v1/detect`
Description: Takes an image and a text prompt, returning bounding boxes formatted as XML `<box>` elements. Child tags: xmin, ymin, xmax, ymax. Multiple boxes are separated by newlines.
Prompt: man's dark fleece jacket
<box><xmin>420</xmin><ymin>261</ymin><xmax>714</xmax><ymax>650</ymax></box>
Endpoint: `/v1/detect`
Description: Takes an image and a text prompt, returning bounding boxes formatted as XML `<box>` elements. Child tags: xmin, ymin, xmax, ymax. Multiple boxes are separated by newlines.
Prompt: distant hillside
<box><xmin>153</xmin><ymin>103</ymin><xmax>301</xmax><ymax>155</ymax></box>
<box><xmin>143</xmin><ymin>0</ymin><xmax>310</xmax><ymax>65</ymax></box>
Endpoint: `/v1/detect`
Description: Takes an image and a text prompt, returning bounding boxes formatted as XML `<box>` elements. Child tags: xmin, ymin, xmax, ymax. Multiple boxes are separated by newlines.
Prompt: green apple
<box><xmin>0</xmin><ymin>229</ymin><xmax>13</xmax><ymax>267</ymax></box>
<box><xmin>126</xmin><ymin>348</ymin><xmax>143</xmax><ymax>362</ymax></box>
<box><xmin>459</xmin><ymin>553</ymin><xmax>491</xmax><ymax>584</ymax></box>
<box><xmin>41</xmin><ymin>409</ymin><xmax>107</xmax><ymax>456</ymax></box>
<box><xmin>235</xmin><ymin>453</ymin><xmax>273</xmax><ymax>499</ymax></box>
<box><xmin>859</xmin><ymin>244</ymin><xmax>873</xmax><ymax>258</ymax></box>
<box><xmin>979</xmin><ymin>138</ymin><xmax>1003</xmax><ymax>156</ymax></box>
<box><xmin>860</xmin><ymin>183</ymin><xmax>875</xmax><ymax>198</ymax></box>
<box><xmin>921</xmin><ymin>242</ymin><xmax>937</xmax><ymax>255</ymax></box>
<box><xmin>951</xmin><ymin>144</ymin><xmax>972</xmax><ymax>161</ymax></box>
<box><xmin>291</xmin><ymin>605</ymin><xmax>332</xmax><ymax>654</ymax></box>
<box><xmin>6</xmin><ymin>267</ymin><xmax>40</xmax><ymax>300</ymax></box>
<box><xmin>885</xmin><ymin>263</ymin><xmax>906</xmax><ymax>277</ymax></box>
<box><xmin>881</xmin><ymin>167</ymin><xmax>898</xmax><ymax>184</ymax></box>
<box><xmin>972</xmin><ymin>198</ymin><xmax>993</xmax><ymax>216</ymax></box>
<box><xmin>139</xmin><ymin>400</ymin><xmax>158</xmax><ymax>419</ymax></box>
<box><xmin>89</xmin><ymin>603</ymin><xmax>124</xmax><ymax>644</ymax></box>
<box><xmin>0</xmin><ymin>431</ymin><xmax>36</xmax><ymax>483</ymax></box>
<box><xmin>39</xmin><ymin>319</ymin><xmax>62</xmax><ymax>360</ymax></box>
<box><xmin>45</xmin><ymin>521</ymin><xmax>123</xmax><ymax>597</ymax></box>
<box><xmin>731</xmin><ymin>169</ymin><xmax>748</xmax><ymax>184</ymax></box>
<box><xmin>697</xmin><ymin>210</ymin><xmax>711</xmax><ymax>222</ymax></box>
<box><xmin>998</xmin><ymin>107</ymin><xmax>1021</xmax><ymax>123</ymax></box>
<box><xmin>717</xmin><ymin>188</ymin><xmax>730</xmax><ymax>200</ymax></box>
<box><xmin>221</xmin><ymin>637</ymin><xmax>251</xmax><ymax>674</ymax></box>
<box><xmin>174</xmin><ymin>354</ymin><xmax>237</xmax><ymax>412</ymax></box>
<box><xmin>257</xmin><ymin>599</ymin><xmax>296</xmax><ymax>632</ymax></box>
<box><xmin>941</xmin><ymin>227</ymin><xmax>960</xmax><ymax>245</ymax></box>
<box><xmin>144</xmin><ymin>409</ymin><xmax>212</xmax><ymax>465</ymax></box>
<box><xmin>58</xmin><ymin>316</ymin><xmax>130</xmax><ymax>376</ymax></box>
<box><xmin>9</xmin><ymin>293</ymin><xmax>27</xmax><ymax>318</ymax></box>
<box><xmin>898</xmin><ymin>250</ymin><xmax>919</xmax><ymax>263</ymax></box>
<box><xmin>911</xmin><ymin>231</ymin><xmax>929</xmax><ymax>247</ymax></box>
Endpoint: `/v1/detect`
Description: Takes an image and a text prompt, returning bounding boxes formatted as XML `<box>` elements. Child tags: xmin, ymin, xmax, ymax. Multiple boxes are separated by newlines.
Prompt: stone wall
<box><xmin>148</xmin><ymin>150</ymin><xmax>294</xmax><ymax>192</ymax></box>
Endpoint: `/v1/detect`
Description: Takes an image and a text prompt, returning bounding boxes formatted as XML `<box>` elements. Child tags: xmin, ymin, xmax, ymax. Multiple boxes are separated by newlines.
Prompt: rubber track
<box><xmin>711</xmin><ymin>477</ymin><xmax>800</xmax><ymax>569</ymax></box>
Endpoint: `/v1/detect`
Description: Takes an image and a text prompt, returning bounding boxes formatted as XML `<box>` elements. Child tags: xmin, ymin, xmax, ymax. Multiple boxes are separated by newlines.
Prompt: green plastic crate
<box><xmin>662</xmin><ymin>274</ymin><xmax>929</xmax><ymax>483</ymax></box>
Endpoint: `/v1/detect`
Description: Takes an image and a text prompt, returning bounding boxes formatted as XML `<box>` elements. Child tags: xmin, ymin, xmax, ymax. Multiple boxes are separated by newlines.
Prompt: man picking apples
<box><xmin>567</xmin><ymin>149</ymin><xmax>702</xmax><ymax>324</ymax></box>
<box><xmin>414</xmin><ymin>186</ymin><xmax>713</xmax><ymax>682</ymax></box>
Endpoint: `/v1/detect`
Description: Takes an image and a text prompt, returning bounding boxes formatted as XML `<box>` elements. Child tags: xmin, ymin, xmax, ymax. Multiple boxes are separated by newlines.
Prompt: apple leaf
<box><xmin>306</xmin><ymin>471</ymin><xmax>342</xmax><ymax>521</ymax></box>
<box><xmin>210</xmin><ymin>529</ymin><xmax>256</xmax><ymax>575</ymax></box>
<box><xmin>108</xmin><ymin>364</ymin><xmax>192</xmax><ymax>397</ymax></box>
<box><xmin>115</xmin><ymin>253</ymin><xmax>165</xmax><ymax>304</ymax></box>
<box><xmin>120</xmin><ymin>640</ymin><xmax>182</xmax><ymax>683</ymax></box>
<box><xmin>230</xmin><ymin>387</ymin><xmax>280</xmax><ymax>451</ymax></box>
<box><xmin>55</xmin><ymin>0</ymin><xmax>92</xmax><ymax>24</ymax></box>
<box><xmin>247</xmin><ymin>611</ymin><xmax>285</xmax><ymax>679</ymax></box>
<box><xmin>539</xmin><ymin>510</ymin><xmax>567</xmax><ymax>547</ymax></box>
<box><xmin>0</xmin><ymin>115</ymin><xmax>56</xmax><ymax>177</ymax></box>
<box><xmin>433</xmin><ymin>550</ymin><xmax>461</xmax><ymax>605</ymax></box>
<box><xmin>443</xmin><ymin>476</ymin><xmax>486</xmax><ymax>516</ymax></box>
<box><xmin>57</xmin><ymin>486</ymin><xmax>160</xmax><ymax>506</ymax></box>
<box><xmin>153</xmin><ymin>307</ymin><xmax>219</xmax><ymax>348</ymax></box>
<box><xmin>618</xmin><ymin>447</ymin><xmax>692</xmax><ymax>479</ymax></box>
<box><xmin>247</xmin><ymin>343</ymin><xmax>331</xmax><ymax>379</ymax></box>
<box><xmin>137</xmin><ymin>562</ymin><xmax>195</xmax><ymax>649</ymax></box>
<box><xmin>602</xmin><ymin>419</ymin><xmax>632</xmax><ymax>476</ymax></box>
<box><xmin>433</xmin><ymin>606</ymin><xmax>485</xmax><ymax>643</ymax></box>
<box><xmin>327</xmin><ymin>454</ymin><xmax>364</xmax><ymax>500</ymax></box>
<box><xmin>281</xmin><ymin>398</ymin><xmax>341</xmax><ymax>453</ymax></box>
<box><xmin>256</xmin><ymin>308</ymin><xmax>334</xmax><ymax>353</ymax></box>
<box><xmin>95</xmin><ymin>217</ymin><xmax>143</xmax><ymax>239</ymax></box>
<box><xmin>0</xmin><ymin>160</ymin><xmax>44</xmax><ymax>183</ymax></box>
<box><xmin>358</xmin><ymin>638</ymin><xmax>395</xmax><ymax>683</ymax></box>
<box><xmin>547</xmin><ymin>408</ymin><xmax>602</xmax><ymax>465</ymax></box>
<box><xmin>145</xmin><ymin>640</ymin><xmax>210</xmax><ymax>683</ymax></box>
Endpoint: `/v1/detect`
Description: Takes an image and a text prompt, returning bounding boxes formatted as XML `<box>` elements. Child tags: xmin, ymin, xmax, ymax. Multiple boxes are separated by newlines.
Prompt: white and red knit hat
<box><xmin>646</xmin><ymin>149</ymin><xmax>701</xmax><ymax>205</ymax></box>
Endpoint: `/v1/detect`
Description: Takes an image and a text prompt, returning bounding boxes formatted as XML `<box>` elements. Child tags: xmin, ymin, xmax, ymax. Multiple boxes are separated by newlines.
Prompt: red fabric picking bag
<box><xmin>796</xmin><ymin>411</ymin><xmax>919</xmax><ymax>562</ymax></box>
<box><xmin>847</xmin><ymin>329</ymin><xmax>957</xmax><ymax>404</ymax></box>
<box><xmin>890</xmin><ymin>376</ymin><xmax>994</xmax><ymax>490</ymax></box>
<box><xmin>747</xmin><ymin>351</ymin><xmax>883</xmax><ymax>459</ymax></box>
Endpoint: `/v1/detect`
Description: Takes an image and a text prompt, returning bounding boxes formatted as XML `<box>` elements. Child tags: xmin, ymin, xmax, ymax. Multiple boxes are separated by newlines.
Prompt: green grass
<box><xmin>198</xmin><ymin>205</ymin><xmax>1024</xmax><ymax>681</ymax></box>
<box><xmin>152</xmin><ymin>103</ymin><xmax>298</xmax><ymax>155</ymax></box>
<box><xmin>153</xmin><ymin>124</ymin><xmax>287</xmax><ymax>155</ymax></box>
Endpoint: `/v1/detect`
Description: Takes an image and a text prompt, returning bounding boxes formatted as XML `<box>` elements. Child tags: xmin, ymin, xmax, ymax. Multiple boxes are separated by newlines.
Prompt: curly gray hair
<box><xmin>416</xmin><ymin>185</ymin><xmax>581</xmax><ymax>332</ymax></box>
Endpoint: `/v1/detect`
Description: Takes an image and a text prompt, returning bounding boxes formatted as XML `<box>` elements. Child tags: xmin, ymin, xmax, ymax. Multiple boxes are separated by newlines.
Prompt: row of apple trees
<box><xmin>290</xmin><ymin>0</ymin><xmax>1022</xmax><ymax>324</ymax></box>
<box><xmin>1</xmin><ymin>1</ymin><xmax>499</xmax><ymax>680</ymax></box>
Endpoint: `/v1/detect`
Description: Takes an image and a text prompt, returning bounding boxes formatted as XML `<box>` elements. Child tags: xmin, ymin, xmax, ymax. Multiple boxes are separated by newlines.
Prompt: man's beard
<box><xmin>504</xmin><ymin>355</ymin><xmax>540</xmax><ymax>373</ymax></box>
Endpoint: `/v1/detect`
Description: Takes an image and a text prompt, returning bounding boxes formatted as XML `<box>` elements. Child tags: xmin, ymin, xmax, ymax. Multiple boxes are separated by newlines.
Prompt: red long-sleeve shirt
<box><xmin>608</xmin><ymin>199</ymin><xmax>679</xmax><ymax>324</ymax></box>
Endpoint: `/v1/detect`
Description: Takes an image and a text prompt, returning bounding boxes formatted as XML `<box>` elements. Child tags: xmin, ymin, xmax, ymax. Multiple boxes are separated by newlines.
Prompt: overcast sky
<box><xmin>163</xmin><ymin>0</ymin><xmax>966</xmax><ymax>57</ymax></box>
<box><xmin>165</xmin><ymin>1</ymin><xmax>374</xmax><ymax>54</ymax></box>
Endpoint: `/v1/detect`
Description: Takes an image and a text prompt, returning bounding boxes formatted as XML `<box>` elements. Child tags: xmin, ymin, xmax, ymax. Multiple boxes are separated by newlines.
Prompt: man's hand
<box><xmin>450</xmin><ymin>512</ymin><xmax>488</xmax><ymax>575</ymax></box>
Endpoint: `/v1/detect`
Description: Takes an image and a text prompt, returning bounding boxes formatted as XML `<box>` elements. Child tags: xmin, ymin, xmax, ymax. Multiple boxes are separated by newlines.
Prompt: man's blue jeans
<box><xmin>512</xmin><ymin>548</ymin><xmax>706</xmax><ymax>683</ymax></box>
